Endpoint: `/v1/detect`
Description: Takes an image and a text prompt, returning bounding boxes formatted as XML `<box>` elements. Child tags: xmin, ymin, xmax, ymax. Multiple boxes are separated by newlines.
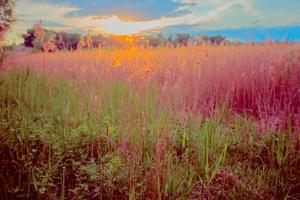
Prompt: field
<box><xmin>1</xmin><ymin>43</ymin><xmax>300</xmax><ymax>199</ymax></box>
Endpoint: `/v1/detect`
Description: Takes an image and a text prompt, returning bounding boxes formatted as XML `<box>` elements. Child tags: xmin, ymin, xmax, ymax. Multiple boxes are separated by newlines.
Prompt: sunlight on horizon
<box><xmin>98</xmin><ymin>15</ymin><xmax>170</xmax><ymax>35</ymax></box>
<box><xmin>100</xmin><ymin>15</ymin><xmax>146</xmax><ymax>35</ymax></box>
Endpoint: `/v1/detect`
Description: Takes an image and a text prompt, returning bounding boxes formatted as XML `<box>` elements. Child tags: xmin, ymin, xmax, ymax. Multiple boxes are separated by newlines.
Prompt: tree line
<box><xmin>22</xmin><ymin>22</ymin><xmax>229</xmax><ymax>52</ymax></box>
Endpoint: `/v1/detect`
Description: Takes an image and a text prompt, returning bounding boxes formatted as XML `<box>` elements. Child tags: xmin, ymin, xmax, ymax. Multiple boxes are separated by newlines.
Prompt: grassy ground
<box><xmin>0</xmin><ymin>68</ymin><xmax>299</xmax><ymax>199</ymax></box>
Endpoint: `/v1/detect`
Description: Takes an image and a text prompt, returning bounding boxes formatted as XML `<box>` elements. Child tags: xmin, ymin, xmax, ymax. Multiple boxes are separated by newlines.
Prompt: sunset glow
<box><xmin>98</xmin><ymin>15</ymin><xmax>145</xmax><ymax>35</ymax></box>
<box><xmin>95</xmin><ymin>15</ymin><xmax>191</xmax><ymax>35</ymax></box>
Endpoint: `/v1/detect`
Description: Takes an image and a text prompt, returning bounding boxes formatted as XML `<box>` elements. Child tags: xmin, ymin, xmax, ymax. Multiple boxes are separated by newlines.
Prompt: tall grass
<box><xmin>4</xmin><ymin>43</ymin><xmax>300</xmax><ymax>133</ymax></box>
<box><xmin>0</xmin><ymin>43</ymin><xmax>300</xmax><ymax>199</ymax></box>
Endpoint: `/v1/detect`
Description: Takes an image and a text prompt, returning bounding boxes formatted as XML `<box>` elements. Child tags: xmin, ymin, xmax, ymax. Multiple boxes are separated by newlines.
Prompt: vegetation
<box><xmin>0</xmin><ymin>0</ymin><xmax>15</xmax><ymax>41</ymax></box>
<box><xmin>0</xmin><ymin>0</ymin><xmax>15</xmax><ymax>67</ymax></box>
<box><xmin>23</xmin><ymin>24</ymin><xmax>81</xmax><ymax>51</ymax></box>
<box><xmin>21</xmin><ymin>22</ymin><xmax>229</xmax><ymax>52</ymax></box>
<box><xmin>0</xmin><ymin>43</ymin><xmax>299</xmax><ymax>199</ymax></box>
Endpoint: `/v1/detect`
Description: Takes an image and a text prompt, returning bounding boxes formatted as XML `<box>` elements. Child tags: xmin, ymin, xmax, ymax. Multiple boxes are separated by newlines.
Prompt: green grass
<box><xmin>0</xmin><ymin>69</ymin><xmax>299</xmax><ymax>199</ymax></box>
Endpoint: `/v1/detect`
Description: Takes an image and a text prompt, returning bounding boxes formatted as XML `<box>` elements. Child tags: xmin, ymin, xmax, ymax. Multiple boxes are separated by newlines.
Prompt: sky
<box><xmin>5</xmin><ymin>0</ymin><xmax>300</xmax><ymax>43</ymax></box>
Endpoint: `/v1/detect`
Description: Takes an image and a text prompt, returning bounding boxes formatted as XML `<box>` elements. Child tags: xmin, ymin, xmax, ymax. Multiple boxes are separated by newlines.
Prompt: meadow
<box><xmin>0</xmin><ymin>43</ymin><xmax>300</xmax><ymax>199</ymax></box>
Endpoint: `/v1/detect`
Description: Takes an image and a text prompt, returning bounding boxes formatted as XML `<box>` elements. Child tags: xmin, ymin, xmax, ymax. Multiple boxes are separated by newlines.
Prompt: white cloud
<box><xmin>5</xmin><ymin>0</ymin><xmax>300</xmax><ymax>44</ymax></box>
<box><xmin>10</xmin><ymin>0</ymin><xmax>251</xmax><ymax>35</ymax></box>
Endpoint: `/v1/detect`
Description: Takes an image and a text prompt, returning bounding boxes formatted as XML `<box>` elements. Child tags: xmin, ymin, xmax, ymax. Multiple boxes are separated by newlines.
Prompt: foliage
<box><xmin>22</xmin><ymin>22</ymin><xmax>56</xmax><ymax>52</ymax></box>
<box><xmin>55</xmin><ymin>34</ymin><xmax>65</xmax><ymax>50</ymax></box>
<box><xmin>175</xmin><ymin>33</ymin><xmax>192</xmax><ymax>46</ymax></box>
<box><xmin>59</xmin><ymin>32</ymin><xmax>81</xmax><ymax>50</ymax></box>
<box><xmin>0</xmin><ymin>0</ymin><xmax>15</xmax><ymax>67</ymax></box>
<box><xmin>23</xmin><ymin>29</ymin><xmax>35</xmax><ymax>48</ymax></box>
<box><xmin>41</xmin><ymin>30</ymin><xmax>56</xmax><ymax>52</ymax></box>
<box><xmin>22</xmin><ymin>24</ymin><xmax>231</xmax><ymax>52</ymax></box>
<box><xmin>86</xmin><ymin>32</ymin><xmax>93</xmax><ymax>49</ymax></box>
<box><xmin>0</xmin><ymin>0</ymin><xmax>15</xmax><ymax>41</ymax></box>
<box><xmin>198</xmin><ymin>35</ymin><xmax>226</xmax><ymax>45</ymax></box>
<box><xmin>77</xmin><ymin>36</ymin><xmax>86</xmax><ymax>49</ymax></box>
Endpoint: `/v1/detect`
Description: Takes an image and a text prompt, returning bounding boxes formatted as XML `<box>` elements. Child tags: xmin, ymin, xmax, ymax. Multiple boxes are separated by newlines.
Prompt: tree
<box><xmin>42</xmin><ymin>39</ymin><xmax>56</xmax><ymax>52</ymax></box>
<box><xmin>210</xmin><ymin>35</ymin><xmax>225</xmax><ymax>45</ymax></box>
<box><xmin>198</xmin><ymin>35</ymin><xmax>209</xmax><ymax>45</ymax></box>
<box><xmin>63</xmin><ymin>33</ymin><xmax>81</xmax><ymax>50</ymax></box>
<box><xmin>54</xmin><ymin>32</ymin><xmax>81</xmax><ymax>50</ymax></box>
<box><xmin>0</xmin><ymin>0</ymin><xmax>15</xmax><ymax>41</ymax></box>
<box><xmin>55</xmin><ymin>33</ymin><xmax>65</xmax><ymax>50</ymax></box>
<box><xmin>197</xmin><ymin>35</ymin><xmax>226</xmax><ymax>45</ymax></box>
<box><xmin>175</xmin><ymin>33</ymin><xmax>191</xmax><ymax>46</ymax></box>
<box><xmin>166</xmin><ymin>35</ymin><xmax>175</xmax><ymax>47</ymax></box>
<box><xmin>23</xmin><ymin>29</ymin><xmax>35</xmax><ymax>47</ymax></box>
<box><xmin>77</xmin><ymin>36</ymin><xmax>86</xmax><ymax>49</ymax></box>
<box><xmin>32</xmin><ymin>22</ymin><xmax>45</xmax><ymax>50</ymax></box>
<box><xmin>86</xmin><ymin>31</ymin><xmax>93</xmax><ymax>49</ymax></box>
<box><xmin>92</xmin><ymin>34</ymin><xmax>103</xmax><ymax>48</ymax></box>
<box><xmin>23</xmin><ymin>27</ymin><xmax>55</xmax><ymax>49</ymax></box>
<box><xmin>42</xmin><ymin>30</ymin><xmax>56</xmax><ymax>52</ymax></box>
<box><xmin>22</xmin><ymin>22</ymin><xmax>57</xmax><ymax>52</ymax></box>
<box><xmin>148</xmin><ymin>33</ymin><xmax>165</xmax><ymax>47</ymax></box>
<box><xmin>0</xmin><ymin>0</ymin><xmax>15</xmax><ymax>67</ymax></box>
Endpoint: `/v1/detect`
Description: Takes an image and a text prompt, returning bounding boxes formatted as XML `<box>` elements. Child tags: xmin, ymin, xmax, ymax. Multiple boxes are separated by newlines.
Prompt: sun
<box><xmin>100</xmin><ymin>16</ymin><xmax>143</xmax><ymax>35</ymax></box>
<box><xmin>96</xmin><ymin>15</ymin><xmax>161</xmax><ymax>35</ymax></box>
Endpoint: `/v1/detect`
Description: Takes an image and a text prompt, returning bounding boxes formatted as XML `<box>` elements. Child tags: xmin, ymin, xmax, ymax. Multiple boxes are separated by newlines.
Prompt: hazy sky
<box><xmin>6</xmin><ymin>0</ymin><xmax>300</xmax><ymax>43</ymax></box>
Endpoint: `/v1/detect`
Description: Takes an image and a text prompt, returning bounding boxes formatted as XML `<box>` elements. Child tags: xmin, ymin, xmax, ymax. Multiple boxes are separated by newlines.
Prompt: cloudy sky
<box><xmin>6</xmin><ymin>0</ymin><xmax>300</xmax><ymax>43</ymax></box>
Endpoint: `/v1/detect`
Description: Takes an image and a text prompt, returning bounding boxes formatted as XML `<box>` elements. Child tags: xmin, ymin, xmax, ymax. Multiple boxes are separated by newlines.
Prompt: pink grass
<box><xmin>4</xmin><ymin>43</ymin><xmax>300</xmax><ymax>135</ymax></box>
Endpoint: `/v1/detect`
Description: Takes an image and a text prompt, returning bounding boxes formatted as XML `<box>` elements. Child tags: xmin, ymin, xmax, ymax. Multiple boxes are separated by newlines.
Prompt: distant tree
<box><xmin>209</xmin><ymin>35</ymin><xmax>226</xmax><ymax>45</ymax></box>
<box><xmin>77</xmin><ymin>36</ymin><xmax>86</xmax><ymax>49</ymax></box>
<box><xmin>23</xmin><ymin>25</ymin><xmax>85</xmax><ymax>51</ymax></box>
<box><xmin>22</xmin><ymin>22</ymin><xmax>58</xmax><ymax>52</ymax></box>
<box><xmin>23</xmin><ymin>27</ymin><xmax>55</xmax><ymax>49</ymax></box>
<box><xmin>175</xmin><ymin>33</ymin><xmax>191</xmax><ymax>46</ymax></box>
<box><xmin>31</xmin><ymin>22</ymin><xmax>45</xmax><ymax>50</ymax></box>
<box><xmin>62</xmin><ymin>32</ymin><xmax>81</xmax><ymax>50</ymax></box>
<box><xmin>42</xmin><ymin>39</ymin><xmax>56</xmax><ymax>52</ymax></box>
<box><xmin>197</xmin><ymin>35</ymin><xmax>226</xmax><ymax>45</ymax></box>
<box><xmin>23</xmin><ymin>29</ymin><xmax>35</xmax><ymax>47</ymax></box>
<box><xmin>92</xmin><ymin>34</ymin><xmax>103</xmax><ymax>48</ymax></box>
<box><xmin>157</xmin><ymin>33</ymin><xmax>165</xmax><ymax>46</ymax></box>
<box><xmin>198</xmin><ymin>35</ymin><xmax>209</xmax><ymax>45</ymax></box>
<box><xmin>86</xmin><ymin>32</ymin><xmax>93</xmax><ymax>49</ymax></box>
<box><xmin>148</xmin><ymin>33</ymin><xmax>165</xmax><ymax>47</ymax></box>
<box><xmin>166</xmin><ymin>35</ymin><xmax>175</xmax><ymax>47</ymax></box>
<box><xmin>55</xmin><ymin>33</ymin><xmax>65</xmax><ymax>50</ymax></box>
<box><xmin>42</xmin><ymin>30</ymin><xmax>56</xmax><ymax>52</ymax></box>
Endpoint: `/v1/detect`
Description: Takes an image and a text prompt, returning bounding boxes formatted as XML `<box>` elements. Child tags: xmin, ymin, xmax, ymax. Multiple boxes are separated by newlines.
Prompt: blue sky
<box><xmin>6</xmin><ymin>0</ymin><xmax>300</xmax><ymax>43</ymax></box>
